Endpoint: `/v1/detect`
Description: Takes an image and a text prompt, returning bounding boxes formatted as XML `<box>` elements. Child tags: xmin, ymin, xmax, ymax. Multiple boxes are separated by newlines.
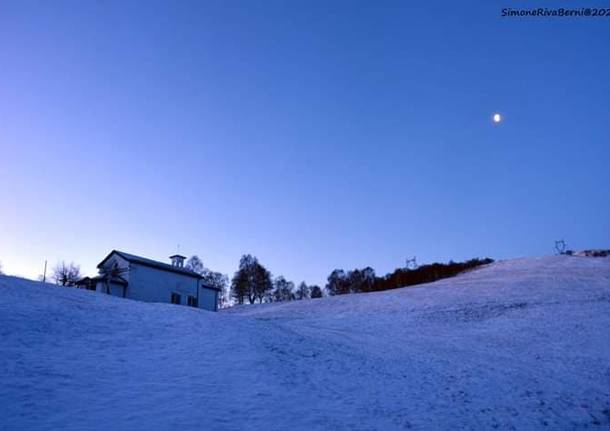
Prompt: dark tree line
<box><xmin>230</xmin><ymin>254</ymin><xmax>322</xmax><ymax>304</ymax></box>
<box><xmin>231</xmin><ymin>255</ymin><xmax>272</xmax><ymax>304</ymax></box>
<box><xmin>326</xmin><ymin>258</ymin><xmax>494</xmax><ymax>295</ymax></box>
<box><xmin>230</xmin><ymin>254</ymin><xmax>492</xmax><ymax>305</ymax></box>
<box><xmin>326</xmin><ymin>267</ymin><xmax>376</xmax><ymax>295</ymax></box>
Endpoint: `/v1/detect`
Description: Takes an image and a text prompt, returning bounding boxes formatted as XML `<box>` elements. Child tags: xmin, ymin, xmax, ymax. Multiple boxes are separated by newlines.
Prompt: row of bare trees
<box><xmin>230</xmin><ymin>254</ymin><xmax>322</xmax><ymax>305</ymax></box>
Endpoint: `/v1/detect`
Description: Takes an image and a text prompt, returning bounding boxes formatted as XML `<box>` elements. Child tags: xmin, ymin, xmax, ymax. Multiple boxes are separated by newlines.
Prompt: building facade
<box><xmin>79</xmin><ymin>250</ymin><xmax>219</xmax><ymax>311</ymax></box>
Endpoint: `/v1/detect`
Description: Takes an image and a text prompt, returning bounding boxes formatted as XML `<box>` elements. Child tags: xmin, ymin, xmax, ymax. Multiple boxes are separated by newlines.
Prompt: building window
<box><xmin>171</xmin><ymin>292</ymin><xmax>181</xmax><ymax>305</ymax></box>
<box><xmin>187</xmin><ymin>296</ymin><xmax>197</xmax><ymax>307</ymax></box>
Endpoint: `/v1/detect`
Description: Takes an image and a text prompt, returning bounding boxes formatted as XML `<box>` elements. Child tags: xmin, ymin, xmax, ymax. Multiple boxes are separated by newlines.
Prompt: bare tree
<box><xmin>185</xmin><ymin>255</ymin><xmax>205</xmax><ymax>275</ymax></box>
<box><xmin>217</xmin><ymin>280</ymin><xmax>231</xmax><ymax>309</ymax></box>
<box><xmin>52</xmin><ymin>261</ymin><xmax>81</xmax><ymax>286</ymax></box>
<box><xmin>272</xmin><ymin>276</ymin><xmax>295</xmax><ymax>302</ymax></box>
<box><xmin>231</xmin><ymin>265</ymin><xmax>249</xmax><ymax>305</ymax></box>
<box><xmin>231</xmin><ymin>255</ymin><xmax>272</xmax><ymax>305</ymax></box>
<box><xmin>326</xmin><ymin>269</ymin><xmax>350</xmax><ymax>295</ymax></box>
<box><xmin>98</xmin><ymin>262</ymin><xmax>129</xmax><ymax>294</ymax></box>
<box><xmin>295</xmin><ymin>282</ymin><xmax>310</xmax><ymax>300</ymax></box>
<box><xmin>310</xmin><ymin>285</ymin><xmax>323</xmax><ymax>298</ymax></box>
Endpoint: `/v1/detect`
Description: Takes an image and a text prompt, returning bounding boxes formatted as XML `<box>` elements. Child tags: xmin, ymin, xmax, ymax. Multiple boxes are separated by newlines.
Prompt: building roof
<box><xmin>96</xmin><ymin>250</ymin><xmax>221</xmax><ymax>290</ymax></box>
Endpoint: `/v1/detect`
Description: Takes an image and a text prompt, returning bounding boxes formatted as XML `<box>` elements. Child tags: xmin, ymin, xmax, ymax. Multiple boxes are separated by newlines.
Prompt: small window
<box><xmin>187</xmin><ymin>296</ymin><xmax>198</xmax><ymax>307</ymax></box>
<box><xmin>171</xmin><ymin>292</ymin><xmax>181</xmax><ymax>305</ymax></box>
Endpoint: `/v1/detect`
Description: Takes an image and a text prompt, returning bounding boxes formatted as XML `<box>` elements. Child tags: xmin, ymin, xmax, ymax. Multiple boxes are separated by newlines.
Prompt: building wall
<box><xmin>94</xmin><ymin>281</ymin><xmax>125</xmax><ymax>296</ymax></box>
<box><xmin>127</xmin><ymin>263</ymin><xmax>218</xmax><ymax>311</ymax></box>
<box><xmin>127</xmin><ymin>263</ymin><xmax>196</xmax><ymax>303</ymax></box>
<box><xmin>199</xmin><ymin>286</ymin><xmax>219</xmax><ymax>311</ymax></box>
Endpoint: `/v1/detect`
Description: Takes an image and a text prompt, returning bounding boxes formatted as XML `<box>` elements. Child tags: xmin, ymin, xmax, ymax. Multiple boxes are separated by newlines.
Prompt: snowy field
<box><xmin>1</xmin><ymin>256</ymin><xmax>610</xmax><ymax>430</ymax></box>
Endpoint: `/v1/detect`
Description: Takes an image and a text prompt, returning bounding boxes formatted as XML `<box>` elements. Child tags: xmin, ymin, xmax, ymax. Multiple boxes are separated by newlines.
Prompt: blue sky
<box><xmin>1</xmin><ymin>0</ymin><xmax>609</xmax><ymax>285</ymax></box>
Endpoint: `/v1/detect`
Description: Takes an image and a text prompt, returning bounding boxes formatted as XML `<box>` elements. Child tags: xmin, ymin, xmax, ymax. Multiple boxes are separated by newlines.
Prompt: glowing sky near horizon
<box><xmin>1</xmin><ymin>1</ymin><xmax>609</xmax><ymax>285</ymax></box>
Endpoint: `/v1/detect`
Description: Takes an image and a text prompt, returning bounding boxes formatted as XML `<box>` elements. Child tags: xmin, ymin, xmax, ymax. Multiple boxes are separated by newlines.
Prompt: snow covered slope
<box><xmin>1</xmin><ymin>256</ymin><xmax>610</xmax><ymax>430</ymax></box>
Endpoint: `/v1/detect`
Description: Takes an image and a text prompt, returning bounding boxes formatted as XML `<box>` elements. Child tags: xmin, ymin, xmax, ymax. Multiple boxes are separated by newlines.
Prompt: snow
<box><xmin>1</xmin><ymin>256</ymin><xmax>610</xmax><ymax>430</ymax></box>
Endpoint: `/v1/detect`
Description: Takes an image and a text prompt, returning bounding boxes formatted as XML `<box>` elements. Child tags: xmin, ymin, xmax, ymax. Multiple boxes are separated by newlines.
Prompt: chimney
<box><xmin>169</xmin><ymin>254</ymin><xmax>186</xmax><ymax>268</ymax></box>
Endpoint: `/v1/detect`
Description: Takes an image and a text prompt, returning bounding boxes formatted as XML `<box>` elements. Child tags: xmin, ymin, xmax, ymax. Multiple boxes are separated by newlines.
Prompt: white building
<box><xmin>77</xmin><ymin>250</ymin><xmax>219</xmax><ymax>311</ymax></box>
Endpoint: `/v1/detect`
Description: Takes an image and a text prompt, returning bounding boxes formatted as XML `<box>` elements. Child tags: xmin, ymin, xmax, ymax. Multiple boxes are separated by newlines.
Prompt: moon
<box><xmin>493</xmin><ymin>113</ymin><xmax>502</xmax><ymax>124</ymax></box>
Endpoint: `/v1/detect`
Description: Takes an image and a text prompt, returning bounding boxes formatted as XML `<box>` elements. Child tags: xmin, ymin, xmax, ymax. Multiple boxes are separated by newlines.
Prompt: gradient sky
<box><xmin>1</xmin><ymin>0</ymin><xmax>609</xmax><ymax>286</ymax></box>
